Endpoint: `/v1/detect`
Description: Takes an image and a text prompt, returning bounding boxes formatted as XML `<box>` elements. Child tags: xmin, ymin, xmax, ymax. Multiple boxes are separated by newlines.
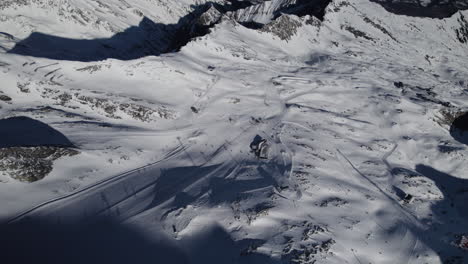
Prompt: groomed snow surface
<box><xmin>1</xmin><ymin>0</ymin><xmax>468</xmax><ymax>263</ymax></box>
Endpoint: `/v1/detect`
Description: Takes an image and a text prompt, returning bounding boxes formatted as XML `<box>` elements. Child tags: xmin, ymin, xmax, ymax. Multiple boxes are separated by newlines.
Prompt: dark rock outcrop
<box><xmin>0</xmin><ymin>116</ymin><xmax>78</xmax><ymax>182</ymax></box>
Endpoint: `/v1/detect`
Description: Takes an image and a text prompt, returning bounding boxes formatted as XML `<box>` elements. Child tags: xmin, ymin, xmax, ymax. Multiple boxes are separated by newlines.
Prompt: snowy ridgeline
<box><xmin>1</xmin><ymin>0</ymin><xmax>468</xmax><ymax>264</ymax></box>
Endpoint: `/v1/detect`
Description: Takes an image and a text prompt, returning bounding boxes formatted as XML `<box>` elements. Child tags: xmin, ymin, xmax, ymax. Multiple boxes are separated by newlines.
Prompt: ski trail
<box><xmin>191</xmin><ymin>72</ymin><xmax>220</xmax><ymax>113</ymax></box>
<box><xmin>336</xmin><ymin>148</ymin><xmax>423</xmax><ymax>264</ymax></box>
<box><xmin>336</xmin><ymin>148</ymin><xmax>419</xmax><ymax>223</ymax></box>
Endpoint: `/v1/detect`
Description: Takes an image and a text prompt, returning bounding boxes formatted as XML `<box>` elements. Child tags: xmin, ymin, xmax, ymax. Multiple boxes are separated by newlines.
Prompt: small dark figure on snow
<box><xmin>250</xmin><ymin>135</ymin><xmax>269</xmax><ymax>159</ymax></box>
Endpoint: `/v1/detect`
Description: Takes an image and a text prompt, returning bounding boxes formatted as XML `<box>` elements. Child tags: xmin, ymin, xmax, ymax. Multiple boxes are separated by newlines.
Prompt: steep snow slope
<box><xmin>1</xmin><ymin>0</ymin><xmax>468</xmax><ymax>263</ymax></box>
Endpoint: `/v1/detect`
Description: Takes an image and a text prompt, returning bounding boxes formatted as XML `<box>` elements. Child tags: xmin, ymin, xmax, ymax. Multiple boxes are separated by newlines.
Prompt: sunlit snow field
<box><xmin>1</xmin><ymin>0</ymin><xmax>468</xmax><ymax>263</ymax></box>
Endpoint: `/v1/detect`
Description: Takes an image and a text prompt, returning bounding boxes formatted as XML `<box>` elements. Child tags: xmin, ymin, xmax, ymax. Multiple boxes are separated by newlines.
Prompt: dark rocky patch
<box><xmin>361</xmin><ymin>15</ymin><xmax>398</xmax><ymax>42</ymax></box>
<box><xmin>317</xmin><ymin>196</ymin><xmax>348</xmax><ymax>207</ymax></box>
<box><xmin>394</xmin><ymin>81</ymin><xmax>404</xmax><ymax>88</ymax></box>
<box><xmin>343</xmin><ymin>25</ymin><xmax>374</xmax><ymax>41</ymax></box>
<box><xmin>0</xmin><ymin>94</ymin><xmax>12</xmax><ymax>102</ymax></box>
<box><xmin>0</xmin><ymin>146</ymin><xmax>79</xmax><ymax>182</ymax></box>
<box><xmin>456</xmin><ymin>13</ymin><xmax>468</xmax><ymax>44</ymax></box>
<box><xmin>438</xmin><ymin>144</ymin><xmax>464</xmax><ymax>153</ymax></box>
<box><xmin>0</xmin><ymin>116</ymin><xmax>78</xmax><ymax>182</ymax></box>
<box><xmin>261</xmin><ymin>15</ymin><xmax>303</xmax><ymax>41</ymax></box>
<box><xmin>399</xmin><ymin>84</ymin><xmax>452</xmax><ymax>107</ymax></box>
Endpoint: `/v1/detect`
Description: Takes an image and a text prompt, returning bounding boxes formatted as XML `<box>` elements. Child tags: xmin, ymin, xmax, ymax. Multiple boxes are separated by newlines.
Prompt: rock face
<box><xmin>261</xmin><ymin>14</ymin><xmax>303</xmax><ymax>40</ymax></box>
<box><xmin>456</xmin><ymin>13</ymin><xmax>468</xmax><ymax>43</ymax></box>
<box><xmin>231</xmin><ymin>0</ymin><xmax>332</xmax><ymax>27</ymax></box>
<box><xmin>197</xmin><ymin>5</ymin><xmax>224</xmax><ymax>27</ymax></box>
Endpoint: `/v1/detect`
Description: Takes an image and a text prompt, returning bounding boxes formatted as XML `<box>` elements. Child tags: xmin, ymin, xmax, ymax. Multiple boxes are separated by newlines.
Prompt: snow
<box><xmin>1</xmin><ymin>0</ymin><xmax>468</xmax><ymax>263</ymax></box>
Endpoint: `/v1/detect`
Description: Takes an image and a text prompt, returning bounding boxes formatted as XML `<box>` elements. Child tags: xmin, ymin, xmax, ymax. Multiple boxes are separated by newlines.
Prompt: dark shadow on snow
<box><xmin>416</xmin><ymin>165</ymin><xmax>468</xmax><ymax>220</ymax></box>
<box><xmin>369</xmin><ymin>0</ymin><xmax>468</xmax><ymax>18</ymax></box>
<box><xmin>1</xmin><ymin>201</ymin><xmax>275</xmax><ymax>264</ymax></box>
<box><xmin>0</xmin><ymin>118</ymin><xmax>289</xmax><ymax>263</ymax></box>
<box><xmin>450</xmin><ymin>112</ymin><xmax>468</xmax><ymax>145</ymax></box>
<box><xmin>144</xmin><ymin>164</ymin><xmax>224</xmax><ymax>210</ymax></box>
<box><xmin>8</xmin><ymin>16</ymin><xmax>190</xmax><ymax>62</ymax></box>
<box><xmin>0</xmin><ymin>116</ymin><xmax>74</xmax><ymax>148</ymax></box>
<box><xmin>274</xmin><ymin>0</ymin><xmax>333</xmax><ymax>21</ymax></box>
<box><xmin>6</xmin><ymin>1</ymin><xmax>257</xmax><ymax>62</ymax></box>
<box><xmin>146</xmin><ymin>157</ymin><xmax>286</xmax><ymax>212</ymax></box>
<box><xmin>0</xmin><ymin>216</ymin><xmax>188</xmax><ymax>264</ymax></box>
<box><xmin>182</xmin><ymin>223</ymin><xmax>273</xmax><ymax>264</ymax></box>
<box><xmin>403</xmin><ymin>165</ymin><xmax>468</xmax><ymax>262</ymax></box>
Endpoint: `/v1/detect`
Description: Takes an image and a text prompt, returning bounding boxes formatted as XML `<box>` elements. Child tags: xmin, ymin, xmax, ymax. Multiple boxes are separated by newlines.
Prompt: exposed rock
<box><xmin>76</xmin><ymin>65</ymin><xmax>104</xmax><ymax>74</ymax></box>
<box><xmin>261</xmin><ymin>15</ymin><xmax>303</xmax><ymax>41</ymax></box>
<box><xmin>318</xmin><ymin>197</ymin><xmax>348</xmax><ymax>207</ymax></box>
<box><xmin>196</xmin><ymin>4</ymin><xmax>223</xmax><ymax>27</ymax></box>
<box><xmin>74</xmin><ymin>94</ymin><xmax>175</xmax><ymax>122</ymax></box>
<box><xmin>361</xmin><ymin>15</ymin><xmax>398</xmax><ymax>42</ymax></box>
<box><xmin>231</xmin><ymin>0</ymin><xmax>297</xmax><ymax>25</ymax></box>
<box><xmin>436</xmin><ymin>109</ymin><xmax>467</xmax><ymax>127</ymax></box>
<box><xmin>55</xmin><ymin>92</ymin><xmax>73</xmax><ymax>105</ymax></box>
<box><xmin>232</xmin><ymin>0</ymin><xmax>332</xmax><ymax>28</ymax></box>
<box><xmin>282</xmin><ymin>238</ymin><xmax>336</xmax><ymax>263</ymax></box>
<box><xmin>0</xmin><ymin>94</ymin><xmax>12</xmax><ymax>101</ymax></box>
<box><xmin>0</xmin><ymin>146</ymin><xmax>79</xmax><ymax>182</ymax></box>
<box><xmin>456</xmin><ymin>13</ymin><xmax>468</xmax><ymax>44</ymax></box>
<box><xmin>17</xmin><ymin>82</ymin><xmax>31</xmax><ymax>93</ymax></box>
<box><xmin>343</xmin><ymin>25</ymin><xmax>374</xmax><ymax>41</ymax></box>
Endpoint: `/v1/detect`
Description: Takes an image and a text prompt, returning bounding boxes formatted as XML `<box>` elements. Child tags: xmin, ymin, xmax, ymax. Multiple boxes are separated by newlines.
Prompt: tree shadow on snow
<box><xmin>369</xmin><ymin>0</ymin><xmax>468</xmax><ymax>18</ymax></box>
<box><xmin>0</xmin><ymin>116</ymin><xmax>75</xmax><ymax>148</ymax></box>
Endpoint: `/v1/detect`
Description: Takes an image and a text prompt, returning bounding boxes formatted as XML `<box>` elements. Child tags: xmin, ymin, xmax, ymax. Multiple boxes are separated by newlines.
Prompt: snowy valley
<box><xmin>1</xmin><ymin>0</ymin><xmax>468</xmax><ymax>263</ymax></box>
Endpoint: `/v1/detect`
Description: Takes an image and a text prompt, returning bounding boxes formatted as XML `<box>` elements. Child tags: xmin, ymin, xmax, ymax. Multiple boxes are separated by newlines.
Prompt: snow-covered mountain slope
<box><xmin>1</xmin><ymin>0</ymin><xmax>468</xmax><ymax>263</ymax></box>
<box><xmin>0</xmin><ymin>0</ymin><xmax>233</xmax><ymax>60</ymax></box>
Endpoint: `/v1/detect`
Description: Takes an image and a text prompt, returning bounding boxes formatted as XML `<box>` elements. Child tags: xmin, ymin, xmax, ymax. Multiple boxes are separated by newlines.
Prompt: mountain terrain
<box><xmin>1</xmin><ymin>0</ymin><xmax>468</xmax><ymax>263</ymax></box>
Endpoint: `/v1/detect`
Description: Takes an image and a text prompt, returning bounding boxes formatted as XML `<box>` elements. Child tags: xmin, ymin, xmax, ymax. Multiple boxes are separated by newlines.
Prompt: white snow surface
<box><xmin>1</xmin><ymin>0</ymin><xmax>468</xmax><ymax>263</ymax></box>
